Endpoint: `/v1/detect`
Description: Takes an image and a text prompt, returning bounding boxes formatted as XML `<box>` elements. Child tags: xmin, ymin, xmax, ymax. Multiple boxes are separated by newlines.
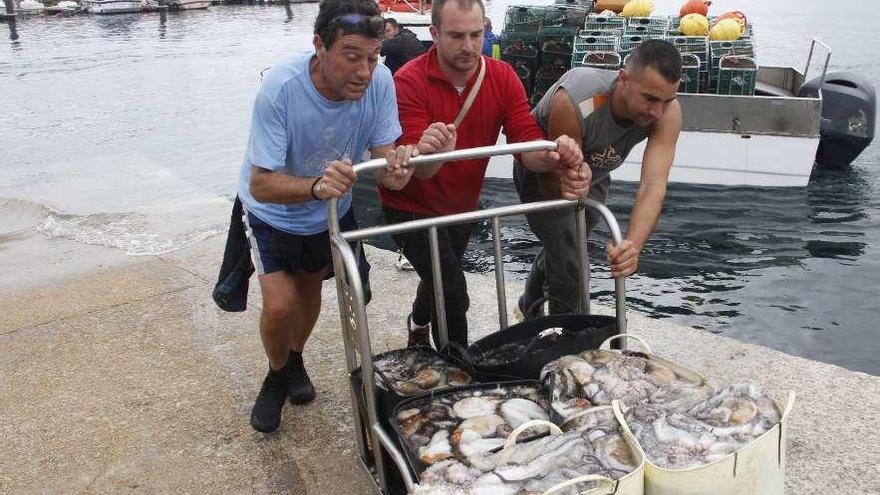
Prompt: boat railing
<box><xmin>802</xmin><ymin>38</ymin><xmax>832</xmax><ymax>97</ymax></box>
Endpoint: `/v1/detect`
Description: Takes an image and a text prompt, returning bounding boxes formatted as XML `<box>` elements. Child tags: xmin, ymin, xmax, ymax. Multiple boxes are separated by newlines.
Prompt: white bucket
<box><xmin>595</xmin><ymin>334</ymin><xmax>709</xmax><ymax>387</ymax></box>
<box><xmin>501</xmin><ymin>415</ymin><xmax>645</xmax><ymax>495</ymax></box>
<box><xmin>612</xmin><ymin>392</ymin><xmax>796</xmax><ymax>495</ymax></box>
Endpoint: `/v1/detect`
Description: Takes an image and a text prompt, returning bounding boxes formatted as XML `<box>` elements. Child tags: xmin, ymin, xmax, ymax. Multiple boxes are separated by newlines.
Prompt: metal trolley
<box><xmin>326</xmin><ymin>141</ymin><xmax>629</xmax><ymax>494</ymax></box>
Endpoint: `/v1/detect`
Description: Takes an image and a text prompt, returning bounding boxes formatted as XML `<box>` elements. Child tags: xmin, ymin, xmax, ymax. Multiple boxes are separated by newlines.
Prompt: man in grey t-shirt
<box><xmin>514</xmin><ymin>40</ymin><xmax>683</xmax><ymax>318</ymax></box>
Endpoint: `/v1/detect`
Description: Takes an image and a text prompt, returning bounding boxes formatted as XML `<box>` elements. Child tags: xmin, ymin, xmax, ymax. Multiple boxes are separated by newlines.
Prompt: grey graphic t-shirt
<box><xmin>515</xmin><ymin>68</ymin><xmax>650</xmax><ymax>204</ymax></box>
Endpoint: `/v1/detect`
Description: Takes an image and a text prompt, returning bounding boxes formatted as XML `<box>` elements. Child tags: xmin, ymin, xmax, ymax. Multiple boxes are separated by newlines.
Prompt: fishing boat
<box><xmin>394</xmin><ymin>7</ymin><xmax>875</xmax><ymax>187</ymax></box>
<box><xmin>165</xmin><ymin>0</ymin><xmax>210</xmax><ymax>9</ymax></box>
<box><xmin>81</xmin><ymin>0</ymin><xmax>142</xmax><ymax>14</ymax></box>
<box><xmin>45</xmin><ymin>0</ymin><xmax>81</xmax><ymax>14</ymax></box>
<box><xmin>487</xmin><ymin>39</ymin><xmax>841</xmax><ymax>188</ymax></box>
<box><xmin>15</xmin><ymin>0</ymin><xmax>46</xmax><ymax>14</ymax></box>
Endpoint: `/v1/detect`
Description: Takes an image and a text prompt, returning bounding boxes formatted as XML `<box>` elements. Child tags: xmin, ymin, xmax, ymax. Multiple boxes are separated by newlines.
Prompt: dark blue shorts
<box><xmin>243</xmin><ymin>208</ymin><xmax>365</xmax><ymax>282</ymax></box>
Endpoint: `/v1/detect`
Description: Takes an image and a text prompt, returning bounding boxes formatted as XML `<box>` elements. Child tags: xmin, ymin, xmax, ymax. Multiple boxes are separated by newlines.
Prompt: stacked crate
<box><xmin>531</xmin><ymin>5</ymin><xmax>588</xmax><ymax>103</ymax></box>
<box><xmin>624</xmin><ymin>16</ymin><xmax>670</xmax><ymax>36</ymax></box>
<box><xmin>617</xmin><ymin>16</ymin><xmax>668</xmax><ymax>64</ymax></box>
<box><xmin>583</xmin><ymin>13</ymin><xmax>626</xmax><ymax>35</ymax></box>
<box><xmin>709</xmin><ymin>39</ymin><xmax>756</xmax><ymax>95</ymax></box>
<box><xmin>571</xmin><ymin>34</ymin><xmax>620</xmax><ymax>70</ymax></box>
<box><xmin>500</xmin><ymin>6</ymin><xmax>546</xmax><ymax>96</ymax></box>
<box><xmin>501</xmin><ymin>8</ymin><xmax>762</xmax><ymax>100</ymax></box>
<box><xmin>666</xmin><ymin>35</ymin><xmax>709</xmax><ymax>93</ymax></box>
<box><xmin>554</xmin><ymin>0</ymin><xmax>593</xmax><ymax>8</ymax></box>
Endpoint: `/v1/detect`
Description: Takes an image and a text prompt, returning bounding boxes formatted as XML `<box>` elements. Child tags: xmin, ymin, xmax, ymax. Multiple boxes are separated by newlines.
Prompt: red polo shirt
<box><xmin>379</xmin><ymin>47</ymin><xmax>545</xmax><ymax>215</ymax></box>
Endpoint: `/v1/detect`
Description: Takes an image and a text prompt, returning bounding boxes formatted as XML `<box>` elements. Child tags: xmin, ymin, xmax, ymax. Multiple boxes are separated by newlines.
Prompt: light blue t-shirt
<box><xmin>238</xmin><ymin>51</ymin><xmax>402</xmax><ymax>235</ymax></box>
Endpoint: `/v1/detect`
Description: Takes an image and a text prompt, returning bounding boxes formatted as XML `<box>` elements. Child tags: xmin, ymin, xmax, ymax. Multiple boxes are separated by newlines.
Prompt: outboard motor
<box><xmin>798</xmin><ymin>71</ymin><xmax>876</xmax><ymax>168</ymax></box>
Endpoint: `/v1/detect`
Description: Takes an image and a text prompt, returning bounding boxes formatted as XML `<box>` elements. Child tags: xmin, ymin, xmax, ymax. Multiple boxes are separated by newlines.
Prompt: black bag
<box><xmin>463</xmin><ymin>314</ymin><xmax>619</xmax><ymax>380</ymax></box>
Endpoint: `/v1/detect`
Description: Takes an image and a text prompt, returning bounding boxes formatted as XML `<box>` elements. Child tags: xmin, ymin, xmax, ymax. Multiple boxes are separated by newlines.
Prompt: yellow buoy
<box><xmin>679</xmin><ymin>13</ymin><xmax>709</xmax><ymax>36</ymax></box>
<box><xmin>709</xmin><ymin>18</ymin><xmax>743</xmax><ymax>41</ymax></box>
<box><xmin>621</xmin><ymin>0</ymin><xmax>654</xmax><ymax>17</ymax></box>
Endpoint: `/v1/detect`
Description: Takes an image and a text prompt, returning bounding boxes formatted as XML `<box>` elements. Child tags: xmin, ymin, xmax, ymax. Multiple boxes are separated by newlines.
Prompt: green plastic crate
<box><xmin>626</xmin><ymin>16</ymin><xmax>671</xmax><ymax>30</ymax></box>
<box><xmin>624</xmin><ymin>25</ymin><xmax>668</xmax><ymax>37</ymax></box>
<box><xmin>709</xmin><ymin>39</ymin><xmax>755</xmax><ymax>70</ymax></box>
<box><xmin>554</xmin><ymin>0</ymin><xmax>593</xmax><ymax>8</ymax></box>
<box><xmin>668</xmin><ymin>35</ymin><xmax>709</xmax><ymax>70</ymax></box>
<box><xmin>618</xmin><ymin>33</ymin><xmax>665</xmax><ymax>61</ymax></box>
<box><xmin>709</xmin><ymin>39</ymin><xmax>755</xmax><ymax>91</ymax></box>
<box><xmin>678</xmin><ymin>53</ymin><xmax>700</xmax><ymax>93</ymax></box>
<box><xmin>529</xmin><ymin>90</ymin><xmax>546</xmax><ymax>108</ymax></box>
<box><xmin>573</xmin><ymin>34</ymin><xmax>619</xmax><ymax>53</ymax></box>
<box><xmin>572</xmin><ymin>51</ymin><xmax>621</xmax><ymax>70</ymax></box>
<box><xmin>500</xmin><ymin>32</ymin><xmax>540</xmax><ymax>64</ymax></box>
<box><xmin>624</xmin><ymin>16</ymin><xmax>670</xmax><ymax>36</ymax></box>
<box><xmin>699</xmin><ymin>70</ymin><xmax>710</xmax><ymax>93</ymax></box>
<box><xmin>535</xmin><ymin>53</ymin><xmax>569</xmax><ymax>92</ymax></box>
<box><xmin>579</xmin><ymin>29</ymin><xmax>623</xmax><ymax>37</ymax></box>
<box><xmin>505</xmin><ymin>58</ymin><xmax>534</xmax><ymax>94</ymax></box>
<box><xmin>504</xmin><ymin>6</ymin><xmax>546</xmax><ymax>34</ymax></box>
<box><xmin>667</xmin><ymin>16</ymin><xmax>681</xmax><ymax>35</ymax></box>
<box><xmin>542</xmin><ymin>5</ymin><xmax>589</xmax><ymax>29</ymax></box>
<box><xmin>584</xmin><ymin>14</ymin><xmax>625</xmax><ymax>33</ymax></box>
<box><xmin>537</xmin><ymin>26</ymin><xmax>576</xmax><ymax>68</ymax></box>
<box><xmin>716</xmin><ymin>55</ymin><xmax>757</xmax><ymax>95</ymax></box>
<box><xmin>500</xmin><ymin>32</ymin><xmax>540</xmax><ymax>93</ymax></box>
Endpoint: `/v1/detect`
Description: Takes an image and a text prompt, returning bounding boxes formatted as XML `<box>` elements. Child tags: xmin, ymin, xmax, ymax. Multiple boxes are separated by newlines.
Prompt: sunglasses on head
<box><xmin>325</xmin><ymin>13</ymin><xmax>385</xmax><ymax>38</ymax></box>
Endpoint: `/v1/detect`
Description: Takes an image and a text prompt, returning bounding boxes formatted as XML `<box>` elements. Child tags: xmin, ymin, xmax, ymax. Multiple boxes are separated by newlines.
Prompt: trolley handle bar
<box><xmin>339</xmin><ymin>197</ymin><xmax>625</xmax><ymax>248</ymax></box>
<box><xmin>351</xmin><ymin>140</ymin><xmax>558</xmax><ymax>175</ymax></box>
<box><xmin>328</xmin><ymin>140</ymin><xmax>557</xmax><ymax>234</ymax></box>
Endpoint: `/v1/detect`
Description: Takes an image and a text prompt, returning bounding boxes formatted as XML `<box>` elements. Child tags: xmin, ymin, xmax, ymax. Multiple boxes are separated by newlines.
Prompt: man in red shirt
<box><xmin>378</xmin><ymin>0</ymin><xmax>590</xmax><ymax>349</ymax></box>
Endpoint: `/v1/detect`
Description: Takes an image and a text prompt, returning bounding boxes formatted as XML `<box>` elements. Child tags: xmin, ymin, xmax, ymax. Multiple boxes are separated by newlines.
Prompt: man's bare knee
<box><xmin>293</xmin><ymin>269</ymin><xmax>327</xmax><ymax>295</ymax></box>
<box><xmin>259</xmin><ymin>273</ymin><xmax>297</xmax><ymax>322</ymax></box>
<box><xmin>262</xmin><ymin>294</ymin><xmax>295</xmax><ymax>323</ymax></box>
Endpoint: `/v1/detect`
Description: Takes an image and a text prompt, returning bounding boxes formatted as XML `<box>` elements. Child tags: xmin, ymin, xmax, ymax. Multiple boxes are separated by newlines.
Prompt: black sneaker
<box><xmin>286</xmin><ymin>351</ymin><xmax>316</xmax><ymax>405</ymax></box>
<box><xmin>250</xmin><ymin>367</ymin><xmax>288</xmax><ymax>433</ymax></box>
<box><xmin>406</xmin><ymin>313</ymin><xmax>431</xmax><ymax>348</ymax></box>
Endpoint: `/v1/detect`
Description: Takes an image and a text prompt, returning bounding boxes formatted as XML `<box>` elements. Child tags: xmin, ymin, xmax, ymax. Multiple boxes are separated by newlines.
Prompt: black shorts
<box><xmin>243</xmin><ymin>208</ymin><xmax>368</xmax><ymax>284</ymax></box>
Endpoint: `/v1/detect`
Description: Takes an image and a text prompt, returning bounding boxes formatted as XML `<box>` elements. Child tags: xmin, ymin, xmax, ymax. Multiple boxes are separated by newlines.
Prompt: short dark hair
<box><xmin>314</xmin><ymin>0</ymin><xmax>382</xmax><ymax>48</ymax></box>
<box><xmin>430</xmin><ymin>0</ymin><xmax>485</xmax><ymax>29</ymax></box>
<box><xmin>384</xmin><ymin>18</ymin><xmax>399</xmax><ymax>30</ymax></box>
<box><xmin>626</xmin><ymin>39</ymin><xmax>682</xmax><ymax>83</ymax></box>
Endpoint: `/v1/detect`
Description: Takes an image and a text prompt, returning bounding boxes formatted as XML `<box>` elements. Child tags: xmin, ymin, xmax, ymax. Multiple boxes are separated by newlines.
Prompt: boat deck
<box><xmin>755</xmin><ymin>81</ymin><xmax>796</xmax><ymax>98</ymax></box>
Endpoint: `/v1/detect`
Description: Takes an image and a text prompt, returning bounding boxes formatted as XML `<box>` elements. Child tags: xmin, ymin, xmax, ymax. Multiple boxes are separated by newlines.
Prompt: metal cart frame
<box><xmin>326</xmin><ymin>141</ymin><xmax>629</xmax><ymax>494</ymax></box>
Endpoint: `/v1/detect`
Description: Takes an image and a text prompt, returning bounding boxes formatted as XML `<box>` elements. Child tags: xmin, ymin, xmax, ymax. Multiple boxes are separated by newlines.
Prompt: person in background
<box><xmin>381</xmin><ymin>18</ymin><xmax>427</xmax><ymax>74</ymax></box>
<box><xmin>481</xmin><ymin>16</ymin><xmax>499</xmax><ymax>57</ymax></box>
<box><xmin>514</xmin><ymin>39</ymin><xmax>683</xmax><ymax>320</ymax></box>
<box><xmin>238</xmin><ymin>0</ymin><xmax>418</xmax><ymax>433</ymax></box>
<box><xmin>380</xmin><ymin>0</ymin><xmax>591</xmax><ymax>350</ymax></box>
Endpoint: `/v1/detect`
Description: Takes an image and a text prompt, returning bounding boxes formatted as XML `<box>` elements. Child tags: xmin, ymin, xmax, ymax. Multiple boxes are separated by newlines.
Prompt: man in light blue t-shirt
<box><xmin>238</xmin><ymin>0</ymin><xmax>418</xmax><ymax>433</ymax></box>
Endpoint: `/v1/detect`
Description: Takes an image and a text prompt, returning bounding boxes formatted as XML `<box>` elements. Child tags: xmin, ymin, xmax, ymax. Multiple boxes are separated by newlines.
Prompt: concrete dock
<box><xmin>1</xmin><ymin>233</ymin><xmax>878</xmax><ymax>494</ymax></box>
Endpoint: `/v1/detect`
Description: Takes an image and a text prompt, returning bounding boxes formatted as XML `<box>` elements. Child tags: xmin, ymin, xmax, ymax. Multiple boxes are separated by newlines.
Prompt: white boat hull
<box><xmin>16</xmin><ymin>0</ymin><xmax>46</xmax><ymax>14</ymax></box>
<box><xmin>485</xmin><ymin>131</ymin><xmax>818</xmax><ymax>188</ymax></box>
<box><xmin>486</xmin><ymin>65</ymin><xmax>823</xmax><ymax>188</ymax></box>
<box><xmin>167</xmin><ymin>0</ymin><xmax>210</xmax><ymax>9</ymax></box>
<box><xmin>83</xmin><ymin>0</ymin><xmax>142</xmax><ymax>14</ymax></box>
<box><xmin>613</xmin><ymin>132</ymin><xmax>818</xmax><ymax>187</ymax></box>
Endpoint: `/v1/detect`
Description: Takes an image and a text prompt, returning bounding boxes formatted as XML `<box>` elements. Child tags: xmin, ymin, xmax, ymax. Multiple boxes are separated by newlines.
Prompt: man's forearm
<box><xmin>412</xmin><ymin>162</ymin><xmax>443</xmax><ymax>179</ymax></box>
<box><xmin>250</xmin><ymin>169</ymin><xmax>317</xmax><ymax>204</ymax></box>
<box><xmin>625</xmin><ymin>186</ymin><xmax>666</xmax><ymax>249</ymax></box>
<box><xmin>519</xmin><ymin>150</ymin><xmax>557</xmax><ymax>173</ymax></box>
